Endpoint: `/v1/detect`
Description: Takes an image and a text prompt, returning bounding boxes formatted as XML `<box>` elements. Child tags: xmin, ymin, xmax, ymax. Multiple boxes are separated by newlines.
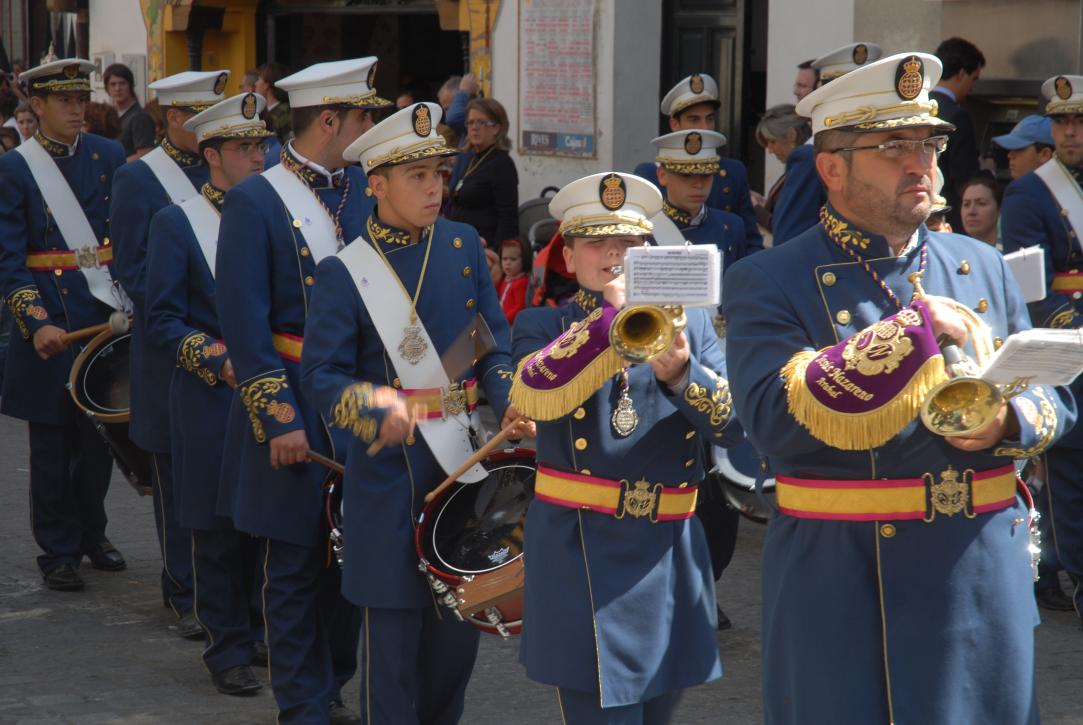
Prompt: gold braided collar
<box><xmin>366</xmin><ymin>212</ymin><xmax>430</xmax><ymax>248</ymax></box>
<box><xmin>34</xmin><ymin>130</ymin><xmax>76</xmax><ymax>157</ymax></box>
<box><xmin>279</xmin><ymin>145</ymin><xmax>343</xmax><ymax>189</ymax></box>
<box><xmin>573</xmin><ymin>288</ymin><xmax>601</xmax><ymax>314</ymax></box>
<box><xmin>663</xmin><ymin>200</ymin><xmax>693</xmax><ymax>226</ymax></box>
<box><xmin>161</xmin><ymin>134</ymin><xmax>201</xmax><ymax>167</ymax></box>
<box><xmin>819</xmin><ymin>205</ymin><xmax>873</xmax><ymax>252</ymax></box>
<box><xmin>201</xmin><ymin>182</ymin><xmax>225</xmax><ymax>211</ymax></box>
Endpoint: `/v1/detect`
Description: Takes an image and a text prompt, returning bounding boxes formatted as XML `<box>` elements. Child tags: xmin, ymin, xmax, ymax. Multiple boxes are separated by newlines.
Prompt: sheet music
<box><xmin>981</xmin><ymin>328</ymin><xmax>1083</xmax><ymax>386</ymax></box>
<box><xmin>624</xmin><ymin>245</ymin><xmax>720</xmax><ymax>307</ymax></box>
<box><xmin>1002</xmin><ymin>245</ymin><xmax>1046</xmax><ymax>303</ymax></box>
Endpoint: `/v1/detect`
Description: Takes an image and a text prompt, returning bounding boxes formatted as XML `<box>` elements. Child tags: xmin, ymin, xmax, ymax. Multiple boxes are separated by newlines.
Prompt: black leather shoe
<box><xmin>1036</xmin><ymin>587</ymin><xmax>1076</xmax><ymax>612</ymax></box>
<box><xmin>43</xmin><ymin>564</ymin><xmax>84</xmax><ymax>592</ymax></box>
<box><xmin>176</xmin><ymin>611</ymin><xmax>205</xmax><ymax>640</ymax></box>
<box><xmin>250</xmin><ymin>641</ymin><xmax>268</xmax><ymax>668</ymax></box>
<box><xmin>329</xmin><ymin>702</ymin><xmax>361</xmax><ymax>725</ymax></box>
<box><xmin>211</xmin><ymin>665</ymin><xmax>262</xmax><ymax>696</ymax></box>
<box><xmin>717</xmin><ymin>604</ymin><xmax>733</xmax><ymax>631</ymax></box>
<box><xmin>82</xmin><ymin>540</ymin><xmax>126</xmax><ymax>571</ymax></box>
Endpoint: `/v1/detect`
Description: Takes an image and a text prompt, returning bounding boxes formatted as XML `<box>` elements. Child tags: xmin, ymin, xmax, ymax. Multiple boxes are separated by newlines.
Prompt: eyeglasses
<box><xmin>465</xmin><ymin>119</ymin><xmax>498</xmax><ymax>128</ymax></box>
<box><xmin>830</xmin><ymin>135</ymin><xmax>949</xmax><ymax>159</ymax></box>
<box><xmin>225</xmin><ymin>142</ymin><xmax>270</xmax><ymax>156</ymax></box>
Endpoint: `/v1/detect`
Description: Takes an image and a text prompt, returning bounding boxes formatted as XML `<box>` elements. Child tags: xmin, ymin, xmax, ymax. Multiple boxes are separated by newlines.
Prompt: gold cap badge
<box><xmin>689</xmin><ymin>74</ymin><xmax>704</xmax><ymax>94</ymax></box>
<box><xmin>242</xmin><ymin>93</ymin><xmax>258</xmax><ymax>119</ymax></box>
<box><xmin>1055</xmin><ymin>76</ymin><xmax>1073</xmax><ymax>100</ymax></box>
<box><xmin>63</xmin><ymin>64</ymin><xmax>79</xmax><ymax>79</ymax></box>
<box><xmin>684</xmin><ymin>132</ymin><xmax>702</xmax><ymax>155</ymax></box>
<box><xmin>853</xmin><ymin>44</ymin><xmax>868</xmax><ymax>65</ymax></box>
<box><xmin>895</xmin><ymin>56</ymin><xmax>924</xmax><ymax>101</ymax></box>
<box><xmin>599</xmin><ymin>173</ymin><xmax>627</xmax><ymax>211</ymax></box>
<box><xmin>412</xmin><ymin>103</ymin><xmax>431</xmax><ymax>137</ymax></box>
<box><xmin>214</xmin><ymin>72</ymin><xmax>228</xmax><ymax>96</ymax></box>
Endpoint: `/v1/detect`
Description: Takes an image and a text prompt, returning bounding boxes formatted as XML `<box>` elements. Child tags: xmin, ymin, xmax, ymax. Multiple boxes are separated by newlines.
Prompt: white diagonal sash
<box><xmin>15</xmin><ymin>138</ymin><xmax>123</xmax><ymax>311</ymax></box>
<box><xmin>141</xmin><ymin>146</ymin><xmax>199</xmax><ymax>203</ymax></box>
<box><xmin>178</xmin><ymin>195</ymin><xmax>221</xmax><ymax>279</ymax></box>
<box><xmin>337</xmin><ymin>236</ymin><xmax>487</xmax><ymax>482</ymax></box>
<box><xmin>263</xmin><ymin>164</ymin><xmax>340</xmax><ymax>263</ymax></box>
<box><xmin>1035</xmin><ymin>156</ymin><xmax>1083</xmax><ymax>256</ymax></box>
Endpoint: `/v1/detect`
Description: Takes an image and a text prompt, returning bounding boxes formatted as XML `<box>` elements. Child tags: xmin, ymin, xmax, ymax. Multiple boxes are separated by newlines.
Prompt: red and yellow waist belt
<box><xmin>26</xmin><ymin>245</ymin><xmax>113</xmax><ymax>272</ymax></box>
<box><xmin>1052</xmin><ymin>272</ymin><xmax>1083</xmax><ymax>293</ymax></box>
<box><xmin>775</xmin><ymin>464</ymin><xmax>1018</xmax><ymax>522</ymax></box>
<box><xmin>535</xmin><ymin>466</ymin><xmax>699</xmax><ymax>523</ymax></box>
<box><xmin>272</xmin><ymin>331</ymin><xmax>304</xmax><ymax>362</ymax></box>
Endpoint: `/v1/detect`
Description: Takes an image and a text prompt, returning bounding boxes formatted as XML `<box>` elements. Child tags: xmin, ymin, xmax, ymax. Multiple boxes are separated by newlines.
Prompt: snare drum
<box><xmin>714</xmin><ymin>440</ymin><xmax>776</xmax><ymax>524</ymax></box>
<box><xmin>68</xmin><ymin>330</ymin><xmax>153</xmax><ymax>496</ymax></box>
<box><xmin>415</xmin><ymin>448</ymin><xmax>536</xmax><ymax>638</ymax></box>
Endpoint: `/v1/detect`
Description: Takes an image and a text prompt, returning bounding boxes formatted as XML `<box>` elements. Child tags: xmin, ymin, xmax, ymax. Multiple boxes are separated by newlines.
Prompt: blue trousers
<box><xmin>28</xmin><ymin>418</ymin><xmax>112</xmax><ymax>574</ymax></box>
<box><xmin>192</xmin><ymin>527</ymin><xmax>264</xmax><ymax>674</ymax></box>
<box><xmin>151</xmin><ymin>452</ymin><xmax>193</xmax><ymax>615</ymax></box>
<box><xmin>263</xmin><ymin>537</ymin><xmax>360</xmax><ymax>724</ymax></box>
<box><xmin>1045</xmin><ymin>447</ymin><xmax>1083</xmax><ymax>614</ymax></box>
<box><xmin>359</xmin><ymin>605</ymin><xmax>480</xmax><ymax>725</ymax></box>
<box><xmin>556</xmin><ymin>688</ymin><xmax>682</xmax><ymax>725</ymax></box>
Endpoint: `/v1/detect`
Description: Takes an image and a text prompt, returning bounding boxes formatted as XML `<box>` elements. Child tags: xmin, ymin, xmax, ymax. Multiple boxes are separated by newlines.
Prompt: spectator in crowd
<box><xmin>437</xmin><ymin>75</ymin><xmax>460</xmax><ymax>112</ymax></box>
<box><xmin>255</xmin><ymin>62</ymin><xmax>291</xmax><ymax>143</ymax></box>
<box><xmin>239</xmin><ymin>69</ymin><xmax>258</xmax><ymax>93</ymax></box>
<box><xmin>13</xmin><ymin>104</ymin><xmax>36</xmax><ymax>142</ymax></box>
<box><xmin>993</xmin><ymin>114</ymin><xmax>1055</xmax><ymax>180</ymax></box>
<box><xmin>960</xmin><ymin>174</ymin><xmax>1002</xmax><ymax>248</ymax></box>
<box><xmin>0</xmin><ymin>87</ymin><xmax>18</xmax><ymax>129</ymax></box>
<box><xmin>395</xmin><ymin>91</ymin><xmax>415</xmax><ymax>109</ymax></box>
<box><xmin>495</xmin><ymin>238</ymin><xmax>531</xmax><ymax>324</ymax></box>
<box><xmin>932</xmin><ymin>37</ymin><xmax>985</xmax><ymax>229</ymax></box>
<box><xmin>0</xmin><ymin>126</ymin><xmax>19</xmax><ymax>152</ymax></box>
<box><xmin>447</xmin><ymin>97</ymin><xmax>519</xmax><ymax>250</ymax></box>
<box><xmin>793</xmin><ymin>59</ymin><xmax>819</xmax><ymax>101</ymax></box>
<box><xmin>104</xmin><ymin>62</ymin><xmax>155</xmax><ymax>159</ymax></box>
<box><xmin>83</xmin><ymin>101</ymin><xmax>121</xmax><ymax>140</ymax></box>
<box><xmin>753</xmin><ymin>104</ymin><xmax>811</xmax><ymax>232</ymax></box>
<box><xmin>440</xmin><ymin>72</ymin><xmax>478</xmax><ymax>140</ymax></box>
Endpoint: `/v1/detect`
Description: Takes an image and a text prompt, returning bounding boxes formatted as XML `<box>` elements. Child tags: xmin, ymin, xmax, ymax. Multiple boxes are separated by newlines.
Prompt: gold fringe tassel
<box><xmin>781</xmin><ymin>350</ymin><xmax>948</xmax><ymax>451</ymax></box>
<box><xmin>509</xmin><ymin>346</ymin><xmax>624</xmax><ymax>422</ymax></box>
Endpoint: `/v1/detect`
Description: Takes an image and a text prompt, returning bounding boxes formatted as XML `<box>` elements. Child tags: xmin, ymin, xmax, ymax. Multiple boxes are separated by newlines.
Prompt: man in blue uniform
<box><xmin>0</xmin><ymin>59</ymin><xmax>126</xmax><ymax>592</ymax></box>
<box><xmin>110</xmin><ymin>69</ymin><xmax>228</xmax><ymax>638</ymax></box>
<box><xmin>1001</xmin><ymin>74</ymin><xmax>1083</xmax><ymax>623</ymax></box>
<box><xmin>772</xmin><ymin>42</ymin><xmax>881</xmax><ymax>245</ymax></box>
<box><xmin>633</xmin><ymin>73</ymin><xmax>762</xmax><ymax>253</ymax></box>
<box><xmin>145</xmin><ymin>92</ymin><xmax>274</xmax><ymax>696</ymax></box>
<box><xmin>509</xmin><ymin>172</ymin><xmax>744</xmax><ymax>722</ymax></box>
<box><xmin>724</xmin><ymin>52</ymin><xmax>1076</xmax><ymax>723</ymax></box>
<box><xmin>301</xmin><ymin>101</ymin><xmax>525</xmax><ymax>725</ymax></box>
<box><xmin>215</xmin><ymin>57</ymin><xmax>389</xmax><ymax>725</ymax></box>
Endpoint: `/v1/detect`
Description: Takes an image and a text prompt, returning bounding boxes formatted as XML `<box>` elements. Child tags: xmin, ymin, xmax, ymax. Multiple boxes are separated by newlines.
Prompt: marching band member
<box><xmin>214</xmin><ymin>57</ymin><xmax>389</xmax><ymax>724</ymax></box>
<box><xmin>0</xmin><ymin>59</ymin><xmax>126</xmax><ymax>592</ymax></box>
<box><xmin>300</xmin><ymin>101</ymin><xmax>524</xmax><ymax>724</ymax></box>
<box><xmin>723</xmin><ymin>52</ymin><xmax>1076</xmax><ymax>723</ymax></box>
<box><xmin>1001</xmin><ymin>74</ymin><xmax>1083</xmax><ymax>623</ymax></box>
<box><xmin>145</xmin><ymin>92</ymin><xmax>274</xmax><ymax>696</ymax></box>
<box><xmin>509</xmin><ymin>172</ymin><xmax>744</xmax><ymax>723</ymax></box>
<box><xmin>111</xmin><ymin>69</ymin><xmax>229</xmax><ymax>638</ymax></box>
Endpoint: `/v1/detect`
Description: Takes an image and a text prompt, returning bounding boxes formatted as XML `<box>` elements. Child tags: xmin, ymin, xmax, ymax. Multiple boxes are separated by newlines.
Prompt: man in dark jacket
<box><xmin>931</xmin><ymin>37</ymin><xmax>985</xmax><ymax>229</ymax></box>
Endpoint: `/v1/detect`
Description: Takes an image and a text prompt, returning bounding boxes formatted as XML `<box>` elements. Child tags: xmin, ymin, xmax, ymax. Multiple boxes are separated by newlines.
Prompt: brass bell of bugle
<box><xmin>609</xmin><ymin>305</ymin><xmax>687</xmax><ymax>364</ymax></box>
<box><xmin>920</xmin><ymin>341</ymin><xmax>1004</xmax><ymax>437</ymax></box>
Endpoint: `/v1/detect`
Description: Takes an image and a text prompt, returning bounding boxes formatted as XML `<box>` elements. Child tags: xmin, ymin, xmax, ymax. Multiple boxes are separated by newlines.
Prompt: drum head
<box><xmin>714</xmin><ymin>442</ymin><xmax>776</xmax><ymax>524</ymax></box>
<box><xmin>427</xmin><ymin>457</ymin><xmax>535</xmax><ymax>576</ymax></box>
<box><xmin>70</xmin><ymin>332</ymin><xmax>131</xmax><ymax>421</ymax></box>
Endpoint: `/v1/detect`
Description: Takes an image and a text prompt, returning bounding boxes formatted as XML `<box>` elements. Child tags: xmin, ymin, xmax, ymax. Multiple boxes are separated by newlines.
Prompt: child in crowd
<box><xmin>496</xmin><ymin>237</ymin><xmax>530</xmax><ymax>323</ymax></box>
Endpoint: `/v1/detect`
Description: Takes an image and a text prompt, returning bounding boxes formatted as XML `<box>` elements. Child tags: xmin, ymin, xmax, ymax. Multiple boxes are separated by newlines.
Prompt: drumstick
<box><xmin>306</xmin><ymin>449</ymin><xmax>345</xmax><ymax>475</ymax></box>
<box><xmin>366</xmin><ymin>401</ymin><xmax>427</xmax><ymax>456</ymax></box>
<box><xmin>60</xmin><ymin>311</ymin><xmax>130</xmax><ymax>345</ymax></box>
<box><xmin>424</xmin><ymin>417</ymin><xmax>525</xmax><ymax>503</ymax></box>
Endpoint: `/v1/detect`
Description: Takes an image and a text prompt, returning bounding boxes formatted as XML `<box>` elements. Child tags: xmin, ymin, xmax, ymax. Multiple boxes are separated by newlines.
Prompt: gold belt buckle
<box><xmin>923</xmin><ymin>465</ymin><xmax>976</xmax><ymax>522</ymax></box>
<box><xmin>75</xmin><ymin>245</ymin><xmax>100</xmax><ymax>270</ymax></box>
<box><xmin>616</xmin><ymin>478</ymin><xmax>662</xmax><ymax>523</ymax></box>
<box><xmin>442</xmin><ymin>382</ymin><xmax>467</xmax><ymax>419</ymax></box>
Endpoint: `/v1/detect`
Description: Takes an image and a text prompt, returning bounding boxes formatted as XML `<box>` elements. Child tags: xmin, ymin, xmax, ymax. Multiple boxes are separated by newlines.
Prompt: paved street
<box><xmin>1</xmin><ymin>411</ymin><xmax>1081</xmax><ymax>724</ymax></box>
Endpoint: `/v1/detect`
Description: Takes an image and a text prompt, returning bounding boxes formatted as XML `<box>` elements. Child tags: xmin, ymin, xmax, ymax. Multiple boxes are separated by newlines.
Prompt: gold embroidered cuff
<box><xmin>994</xmin><ymin>388</ymin><xmax>1059</xmax><ymax>458</ymax></box>
<box><xmin>5</xmin><ymin>286</ymin><xmax>49</xmax><ymax>339</ymax></box>
<box><xmin>239</xmin><ymin>373</ymin><xmax>295</xmax><ymax>443</ymax></box>
<box><xmin>682</xmin><ymin>373</ymin><xmax>733</xmax><ymax>427</ymax></box>
<box><xmin>331</xmin><ymin>382</ymin><xmax>380</xmax><ymax>443</ymax></box>
<box><xmin>178</xmin><ymin>331</ymin><xmax>225</xmax><ymax>386</ymax></box>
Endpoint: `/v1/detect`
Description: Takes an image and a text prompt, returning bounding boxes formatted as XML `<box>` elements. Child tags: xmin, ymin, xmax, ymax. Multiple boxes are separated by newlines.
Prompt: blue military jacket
<box><xmin>110</xmin><ymin>138</ymin><xmax>208</xmax><ymax>452</ymax></box>
<box><xmin>1001</xmin><ymin>164</ymin><xmax>1083</xmax><ymax>448</ymax></box>
<box><xmin>634</xmin><ymin>159</ymin><xmax>763</xmax><ymax>253</ymax></box>
<box><xmin>215</xmin><ymin>151</ymin><xmax>374</xmax><ymax>547</ymax></box>
<box><xmin>723</xmin><ymin>204</ymin><xmax>1076</xmax><ymax>725</ymax></box>
<box><xmin>770</xmin><ymin>143</ymin><xmax>824</xmax><ymax>245</ymax></box>
<box><xmin>661</xmin><ymin>201</ymin><xmax>748</xmax><ymax>270</ymax></box>
<box><xmin>0</xmin><ymin>132</ymin><xmax>125</xmax><ymax>425</ymax></box>
<box><xmin>145</xmin><ymin>185</ymin><xmax>231</xmax><ymax>531</ymax></box>
<box><xmin>300</xmin><ymin>213</ymin><xmax>514</xmax><ymax>608</ymax></box>
<box><xmin>511</xmin><ymin>289</ymin><xmax>743</xmax><ymax>707</ymax></box>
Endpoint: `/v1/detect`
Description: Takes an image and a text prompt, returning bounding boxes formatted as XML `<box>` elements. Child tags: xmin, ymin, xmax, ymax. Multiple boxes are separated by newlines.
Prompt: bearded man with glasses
<box><xmin>723</xmin><ymin>52</ymin><xmax>1075</xmax><ymax>724</ymax></box>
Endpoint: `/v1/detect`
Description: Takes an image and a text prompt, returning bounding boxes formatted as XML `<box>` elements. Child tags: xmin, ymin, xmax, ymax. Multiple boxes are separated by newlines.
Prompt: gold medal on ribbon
<box><xmin>398</xmin><ymin>325</ymin><xmax>428</xmax><ymax>365</ymax></box>
<box><xmin>611</xmin><ymin>390</ymin><xmax>639</xmax><ymax>436</ymax></box>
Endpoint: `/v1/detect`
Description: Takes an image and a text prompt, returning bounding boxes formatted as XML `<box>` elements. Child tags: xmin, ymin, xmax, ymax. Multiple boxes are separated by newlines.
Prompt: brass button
<box><xmin>54</xmin><ymin>269</ymin><xmax>63</xmax><ymax>277</ymax></box>
<box><xmin>392</xmin><ymin>377</ymin><xmax>401</xmax><ymax>388</ymax></box>
<box><xmin>575</xmin><ymin>437</ymin><xmax>588</xmax><ymax>451</ymax></box>
<box><xmin>300</xmin><ymin>246</ymin><xmax>310</xmax><ymax>257</ymax></box>
<box><xmin>61</xmin><ymin>288</ymin><xmax>69</xmax><ymax>295</ymax></box>
<box><xmin>99</xmin><ymin>174</ymin><xmax>107</xmax><ymax>182</ymax></box>
<box><xmin>305</xmin><ymin>275</ymin><xmax>315</xmax><ymax>286</ymax></box>
<box><xmin>91</xmin><ymin>152</ymin><xmax>100</xmax><ymax>160</ymax></box>
<box><xmin>1074</xmin><ymin>292</ymin><xmax>1082</xmax><ymax>301</ymax></box>
<box><xmin>976</xmin><ymin>298</ymin><xmax>988</xmax><ymax>313</ymax></box>
<box><xmin>364</xmin><ymin>187</ymin><xmax>373</xmax><ymax>197</ymax></box>
<box><xmin>993</xmin><ymin>337</ymin><xmax>1004</xmax><ymax>350</ymax></box>
<box><xmin>836</xmin><ymin>309</ymin><xmax>851</xmax><ymax>325</ymax></box>
<box><xmin>959</xmin><ymin>260</ymin><xmax>970</xmax><ymax>274</ymax></box>
<box><xmin>723</xmin><ymin>187</ymin><xmax>731</xmax><ymax>193</ymax></box>
<box><xmin>684</xmin><ymin>430</ymin><xmax>696</xmax><ymax>439</ymax></box>
<box><xmin>822</xmin><ymin>272</ymin><xmax>836</xmax><ymax>286</ymax></box>
<box><xmin>462</xmin><ymin>266</ymin><xmax>472</xmax><ymax>277</ymax></box>
<box><xmin>580</xmin><ymin>468</ymin><xmax>591</xmax><ymax>475</ymax></box>
<box><xmin>719</xmin><ymin>169</ymin><xmax>727</xmax><ymax>178</ymax></box>
<box><xmin>684</xmin><ymin>459</ymin><xmax>694</xmax><ymax>468</ymax></box>
<box><xmin>103</xmin><ymin>196</ymin><xmax>109</xmax><ymax>202</ymax></box>
<box><xmin>880</xmin><ymin>523</ymin><xmax>896</xmax><ymax>538</ymax></box>
<box><xmin>102</xmin><ymin>237</ymin><xmax>110</xmax><ymax>246</ymax></box>
<box><xmin>453</xmin><ymin>237</ymin><xmax>463</xmax><ymax>248</ymax></box>
<box><xmin>406</xmin><ymin>435</ymin><xmax>415</xmax><ymax>445</ymax></box>
<box><xmin>573</xmin><ymin>407</ymin><xmax>586</xmax><ymax>420</ymax></box>
<box><xmin>678</xmin><ymin>482</ymin><xmax>689</xmax><ymax>488</ymax></box>
<box><xmin>293</xmin><ymin>219</ymin><xmax>303</xmax><ymax>228</ymax></box>
<box><xmin>1062</xmin><ymin>208</ymin><xmax>1070</xmax><ymax>217</ymax></box>
<box><xmin>465</xmin><ymin>298</ymin><xmax>475</xmax><ymax>309</ymax></box>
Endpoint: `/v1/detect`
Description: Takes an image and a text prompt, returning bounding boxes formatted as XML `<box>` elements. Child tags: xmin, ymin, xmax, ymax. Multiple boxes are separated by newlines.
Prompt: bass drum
<box><xmin>714</xmin><ymin>439</ymin><xmax>776</xmax><ymax>524</ymax></box>
<box><xmin>68</xmin><ymin>330</ymin><xmax>153</xmax><ymax>496</ymax></box>
<box><xmin>416</xmin><ymin>448</ymin><xmax>536</xmax><ymax>638</ymax></box>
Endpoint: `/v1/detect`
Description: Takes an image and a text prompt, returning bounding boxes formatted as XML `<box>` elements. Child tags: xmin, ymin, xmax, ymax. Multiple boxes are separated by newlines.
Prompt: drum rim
<box><xmin>714</xmin><ymin>445</ymin><xmax>776</xmax><ymax>491</ymax></box>
<box><xmin>429</xmin><ymin>461</ymin><xmax>534</xmax><ymax>577</ymax></box>
<box><xmin>68</xmin><ymin>329</ymin><xmax>131</xmax><ymax>424</ymax></box>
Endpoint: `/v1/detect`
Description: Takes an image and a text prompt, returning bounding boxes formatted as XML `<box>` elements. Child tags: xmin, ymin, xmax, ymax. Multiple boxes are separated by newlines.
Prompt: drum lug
<box><xmin>422</xmin><ymin>568</ymin><xmax>465</xmax><ymax>621</ymax></box>
<box><xmin>484</xmin><ymin>607</ymin><xmax>511</xmax><ymax>639</ymax></box>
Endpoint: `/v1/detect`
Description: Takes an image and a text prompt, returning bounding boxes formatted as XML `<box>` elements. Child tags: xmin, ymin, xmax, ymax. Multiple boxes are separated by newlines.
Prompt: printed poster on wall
<box><xmin>518</xmin><ymin>0</ymin><xmax>597</xmax><ymax>158</ymax></box>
